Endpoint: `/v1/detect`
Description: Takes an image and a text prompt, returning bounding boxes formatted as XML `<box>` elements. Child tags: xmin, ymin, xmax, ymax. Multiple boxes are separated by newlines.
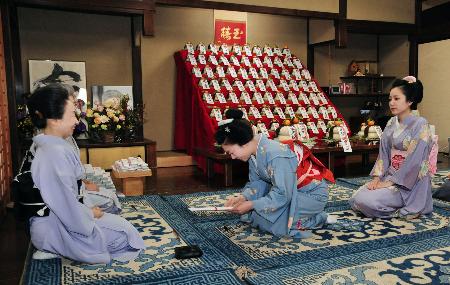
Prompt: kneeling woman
<box><xmin>217</xmin><ymin>109</ymin><xmax>335</xmax><ymax>238</ymax></box>
<box><xmin>349</xmin><ymin>76</ymin><xmax>435</xmax><ymax>218</ymax></box>
<box><xmin>27</xmin><ymin>84</ymin><xmax>145</xmax><ymax>263</ymax></box>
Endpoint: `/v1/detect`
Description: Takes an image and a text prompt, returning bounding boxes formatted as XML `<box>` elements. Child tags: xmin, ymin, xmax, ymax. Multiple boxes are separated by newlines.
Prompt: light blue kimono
<box><xmin>241</xmin><ymin>135</ymin><xmax>329</xmax><ymax>238</ymax></box>
<box><xmin>30</xmin><ymin>135</ymin><xmax>145</xmax><ymax>264</ymax></box>
<box><xmin>349</xmin><ymin>114</ymin><xmax>434</xmax><ymax>218</ymax></box>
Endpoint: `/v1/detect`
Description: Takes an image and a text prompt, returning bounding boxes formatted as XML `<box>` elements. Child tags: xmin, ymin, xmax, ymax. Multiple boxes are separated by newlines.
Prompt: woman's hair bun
<box><xmin>225</xmin><ymin>109</ymin><xmax>243</xmax><ymax>119</ymax></box>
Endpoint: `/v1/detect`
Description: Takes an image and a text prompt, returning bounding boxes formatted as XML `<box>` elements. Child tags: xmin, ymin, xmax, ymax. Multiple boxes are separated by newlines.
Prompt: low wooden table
<box><xmin>194</xmin><ymin>147</ymin><xmax>233</xmax><ymax>186</ymax></box>
<box><xmin>194</xmin><ymin>143</ymin><xmax>379</xmax><ymax>186</ymax></box>
<box><xmin>111</xmin><ymin>169</ymin><xmax>152</xmax><ymax>196</ymax></box>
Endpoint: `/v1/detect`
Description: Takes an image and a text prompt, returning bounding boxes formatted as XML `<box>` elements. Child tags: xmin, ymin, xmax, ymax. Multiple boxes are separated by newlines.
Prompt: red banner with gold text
<box><xmin>214</xmin><ymin>19</ymin><xmax>246</xmax><ymax>45</ymax></box>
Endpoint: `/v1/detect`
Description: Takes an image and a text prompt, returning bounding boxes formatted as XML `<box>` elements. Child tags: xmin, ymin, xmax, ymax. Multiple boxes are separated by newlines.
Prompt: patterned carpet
<box><xmin>23</xmin><ymin>177</ymin><xmax>450</xmax><ymax>284</ymax></box>
<box><xmin>22</xmin><ymin>196</ymin><xmax>241</xmax><ymax>285</ymax></box>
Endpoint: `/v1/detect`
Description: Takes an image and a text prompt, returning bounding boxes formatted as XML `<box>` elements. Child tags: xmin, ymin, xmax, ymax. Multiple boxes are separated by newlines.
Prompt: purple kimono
<box><xmin>30</xmin><ymin>135</ymin><xmax>145</xmax><ymax>264</ymax></box>
<box><xmin>349</xmin><ymin>114</ymin><xmax>434</xmax><ymax>218</ymax></box>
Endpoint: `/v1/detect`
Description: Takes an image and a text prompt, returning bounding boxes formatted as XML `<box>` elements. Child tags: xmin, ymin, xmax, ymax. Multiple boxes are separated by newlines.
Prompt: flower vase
<box><xmin>103</xmin><ymin>131</ymin><xmax>115</xmax><ymax>143</ymax></box>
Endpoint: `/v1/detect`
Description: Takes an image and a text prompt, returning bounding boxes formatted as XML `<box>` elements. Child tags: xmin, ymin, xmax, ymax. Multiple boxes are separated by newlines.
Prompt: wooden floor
<box><xmin>0</xmin><ymin>154</ymin><xmax>448</xmax><ymax>285</ymax></box>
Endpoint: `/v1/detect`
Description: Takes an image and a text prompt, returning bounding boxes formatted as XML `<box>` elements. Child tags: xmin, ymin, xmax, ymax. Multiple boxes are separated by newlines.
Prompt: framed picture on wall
<box><xmin>28</xmin><ymin>60</ymin><xmax>88</xmax><ymax>109</ymax></box>
<box><xmin>91</xmin><ymin>86</ymin><xmax>133</xmax><ymax>110</ymax></box>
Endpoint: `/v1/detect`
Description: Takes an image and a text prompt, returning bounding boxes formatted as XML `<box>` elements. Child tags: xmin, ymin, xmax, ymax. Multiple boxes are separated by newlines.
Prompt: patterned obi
<box><xmin>391</xmin><ymin>149</ymin><xmax>407</xmax><ymax>171</ymax></box>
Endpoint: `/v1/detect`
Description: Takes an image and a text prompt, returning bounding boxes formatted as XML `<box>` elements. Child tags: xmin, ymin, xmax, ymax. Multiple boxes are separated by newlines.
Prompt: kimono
<box><xmin>66</xmin><ymin>136</ymin><xmax>122</xmax><ymax>214</ymax></box>
<box><xmin>30</xmin><ymin>135</ymin><xmax>145</xmax><ymax>264</ymax></box>
<box><xmin>349</xmin><ymin>114</ymin><xmax>434</xmax><ymax>218</ymax></box>
<box><xmin>241</xmin><ymin>135</ymin><xmax>335</xmax><ymax>238</ymax></box>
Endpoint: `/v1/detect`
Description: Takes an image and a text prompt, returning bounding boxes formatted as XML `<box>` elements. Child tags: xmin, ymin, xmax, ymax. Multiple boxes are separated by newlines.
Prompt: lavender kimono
<box><xmin>349</xmin><ymin>115</ymin><xmax>434</xmax><ymax>218</ymax></box>
<box><xmin>30</xmin><ymin>135</ymin><xmax>145</xmax><ymax>264</ymax></box>
<box><xmin>241</xmin><ymin>136</ymin><xmax>329</xmax><ymax>238</ymax></box>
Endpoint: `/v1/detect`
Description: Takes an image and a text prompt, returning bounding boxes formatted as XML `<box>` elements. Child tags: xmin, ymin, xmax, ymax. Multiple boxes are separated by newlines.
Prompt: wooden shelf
<box><xmin>340</xmin><ymin>76</ymin><xmax>396</xmax><ymax>80</ymax></box>
<box><xmin>328</xmin><ymin>93</ymin><xmax>389</xmax><ymax>98</ymax></box>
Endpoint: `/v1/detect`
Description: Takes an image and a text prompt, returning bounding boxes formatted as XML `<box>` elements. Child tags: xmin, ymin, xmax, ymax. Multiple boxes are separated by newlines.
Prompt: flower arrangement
<box><xmin>84</xmin><ymin>94</ymin><xmax>144</xmax><ymax>143</ymax></box>
<box><xmin>17</xmin><ymin>104</ymin><xmax>35</xmax><ymax>140</ymax></box>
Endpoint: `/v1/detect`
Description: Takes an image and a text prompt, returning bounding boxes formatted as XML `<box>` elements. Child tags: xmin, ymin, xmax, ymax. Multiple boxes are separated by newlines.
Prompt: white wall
<box><xmin>418</xmin><ymin>40</ymin><xmax>450</xmax><ymax>151</ymax></box>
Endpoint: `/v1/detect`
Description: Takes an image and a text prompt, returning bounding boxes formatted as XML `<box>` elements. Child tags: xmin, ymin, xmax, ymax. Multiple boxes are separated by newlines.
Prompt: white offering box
<box><xmin>208</xmin><ymin>43</ymin><xmax>218</xmax><ymax>54</ymax></box>
<box><xmin>220</xmin><ymin>44</ymin><xmax>230</xmax><ymax>55</ymax></box>
<box><xmin>263</xmin><ymin>46</ymin><xmax>273</xmax><ymax>56</ymax></box>
<box><xmin>274</xmin><ymin>106</ymin><xmax>285</xmax><ymax>119</ymax></box>
<box><xmin>296</xmin><ymin>106</ymin><xmax>309</xmax><ymax>118</ymax></box>
<box><xmin>230</xmin><ymin>56</ymin><xmax>240</xmax><ymax>66</ymax></box>
<box><xmin>260</xmin><ymin>68</ymin><xmax>268</xmax><ymax>79</ymax></box>
<box><xmin>208</xmin><ymin>55</ymin><xmax>218</xmax><ymax>65</ymax></box>
<box><xmin>232</xmin><ymin>45</ymin><xmax>242</xmax><ymax>55</ymax></box>
<box><xmin>184</xmin><ymin>43</ymin><xmax>195</xmax><ymax>54</ymax></box>
<box><xmin>227</xmin><ymin>67</ymin><xmax>237</xmax><ymax>78</ymax></box>
<box><xmin>214</xmin><ymin>93</ymin><xmax>227</xmax><ymax>104</ymax></box>
<box><xmin>203</xmin><ymin>92</ymin><xmax>214</xmax><ymax>104</ymax></box>
<box><xmin>252</xmin><ymin>46</ymin><xmax>263</xmax><ymax>57</ymax></box>
<box><xmin>249</xmin><ymin>106</ymin><xmax>262</xmax><ymax>118</ymax></box>
<box><xmin>263</xmin><ymin>56</ymin><xmax>273</xmax><ymax>68</ymax></box>
<box><xmin>228</xmin><ymin>92</ymin><xmax>239</xmax><ymax>103</ymax></box>
<box><xmin>219</xmin><ymin>56</ymin><xmax>229</xmax><ymax>66</ymax></box>
<box><xmin>273</xmin><ymin>47</ymin><xmax>282</xmax><ymax>56</ymax></box>
<box><xmin>299</xmin><ymin>92</ymin><xmax>310</xmax><ymax>105</ymax></box>
<box><xmin>289</xmin><ymin>80</ymin><xmax>299</xmax><ymax>92</ymax></box>
<box><xmin>241</xmin><ymin>56</ymin><xmax>251</xmax><ymax>67</ymax></box>
<box><xmin>243</xmin><ymin>45</ymin><xmax>252</xmax><ymax>56</ymax></box>
<box><xmin>216</xmin><ymin>66</ymin><xmax>226</xmax><ymax>78</ymax></box>
<box><xmin>266</xmin><ymin>80</ymin><xmax>278</xmax><ymax>92</ymax></box>
<box><xmin>309</xmin><ymin>106</ymin><xmax>320</xmax><ymax>119</ymax></box>
<box><xmin>288</xmin><ymin>92</ymin><xmax>299</xmax><ymax>105</ymax></box>
<box><xmin>271</xmin><ymin>69</ymin><xmax>280</xmax><ymax>79</ymax></box>
<box><xmin>240</xmin><ymin>92</ymin><xmax>253</xmax><ymax>104</ymax></box>
<box><xmin>262</xmin><ymin>107</ymin><xmax>274</xmax><ymax>119</ymax></box>
<box><xmin>281</xmin><ymin>69</ymin><xmax>291</xmax><ymax>80</ymax></box>
<box><xmin>252</xmin><ymin>57</ymin><xmax>263</xmax><ymax>68</ymax></box>
<box><xmin>253</xmin><ymin>92</ymin><xmax>265</xmax><ymax>104</ymax></box>
<box><xmin>245</xmin><ymin>80</ymin><xmax>256</xmax><ymax>92</ymax></box>
<box><xmin>293</xmin><ymin>58</ymin><xmax>303</xmax><ymax>69</ymax></box>
<box><xmin>196</xmin><ymin>43</ymin><xmax>206</xmax><ymax>54</ymax></box>
<box><xmin>198</xmin><ymin>54</ymin><xmax>207</xmax><ymax>65</ymax></box>
<box><xmin>204</xmin><ymin>66</ymin><xmax>214</xmax><ymax>78</ymax></box>
<box><xmin>199</xmin><ymin>79</ymin><xmax>210</xmax><ymax>89</ymax></box>
<box><xmin>264</xmin><ymin>92</ymin><xmax>276</xmax><ymax>105</ymax></box>
<box><xmin>273</xmin><ymin>57</ymin><xmax>283</xmax><ymax>67</ymax></box>
<box><xmin>238</xmin><ymin>107</ymin><xmax>249</xmax><ymax>119</ymax></box>
<box><xmin>238</xmin><ymin>68</ymin><xmax>249</xmax><ymax>79</ymax></box>
<box><xmin>275</xmin><ymin>92</ymin><xmax>287</xmax><ymax>105</ymax></box>
<box><xmin>282</xmin><ymin>47</ymin><xmax>291</xmax><ymax>57</ymax></box>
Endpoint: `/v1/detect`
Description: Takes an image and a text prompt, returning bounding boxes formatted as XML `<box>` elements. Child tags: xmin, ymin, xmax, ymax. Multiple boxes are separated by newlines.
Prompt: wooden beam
<box><xmin>156</xmin><ymin>0</ymin><xmax>339</xmax><ymax>20</ymax></box>
<box><xmin>1</xmin><ymin>0</ymin><xmax>22</xmax><ymax>175</ymax></box>
<box><xmin>131</xmin><ymin>16</ymin><xmax>144</xmax><ymax>139</ymax></box>
<box><xmin>418</xmin><ymin>1</ymin><xmax>450</xmax><ymax>43</ymax></box>
<box><xmin>335</xmin><ymin>0</ymin><xmax>347</xmax><ymax>48</ymax></box>
<box><xmin>14</xmin><ymin>0</ymin><xmax>155</xmax><ymax>14</ymax></box>
<box><xmin>346</xmin><ymin>19</ymin><xmax>416</xmax><ymax>35</ymax></box>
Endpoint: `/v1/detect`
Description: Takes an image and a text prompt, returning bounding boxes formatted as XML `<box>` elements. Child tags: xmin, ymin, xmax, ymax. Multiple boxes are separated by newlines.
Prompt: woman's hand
<box><xmin>92</xmin><ymin>206</ymin><xmax>104</xmax><ymax>219</ymax></box>
<box><xmin>373</xmin><ymin>180</ymin><xmax>394</xmax><ymax>189</ymax></box>
<box><xmin>84</xmin><ymin>180</ymin><xmax>99</xmax><ymax>192</ymax></box>
<box><xmin>225</xmin><ymin>195</ymin><xmax>246</xmax><ymax>207</ymax></box>
<box><xmin>366</xmin><ymin>177</ymin><xmax>381</xmax><ymax>190</ymax></box>
<box><xmin>229</xmin><ymin>201</ymin><xmax>254</xmax><ymax>215</ymax></box>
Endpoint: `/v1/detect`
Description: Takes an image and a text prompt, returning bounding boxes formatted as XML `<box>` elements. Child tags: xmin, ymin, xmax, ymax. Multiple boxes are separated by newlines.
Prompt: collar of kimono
<box><xmin>251</xmin><ymin>134</ymin><xmax>263</xmax><ymax>167</ymax></box>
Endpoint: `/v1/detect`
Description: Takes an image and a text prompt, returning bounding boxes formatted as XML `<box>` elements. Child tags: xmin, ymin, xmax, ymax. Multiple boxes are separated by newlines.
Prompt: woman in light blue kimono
<box><xmin>27</xmin><ymin>84</ymin><xmax>145</xmax><ymax>263</ymax></box>
<box><xmin>216</xmin><ymin>109</ymin><xmax>335</xmax><ymax>238</ymax></box>
<box><xmin>350</xmin><ymin>76</ymin><xmax>435</xmax><ymax>218</ymax></box>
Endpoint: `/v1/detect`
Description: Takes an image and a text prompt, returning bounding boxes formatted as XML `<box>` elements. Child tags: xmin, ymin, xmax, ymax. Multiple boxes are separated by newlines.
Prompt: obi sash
<box><xmin>281</xmin><ymin>140</ymin><xmax>335</xmax><ymax>188</ymax></box>
<box><xmin>390</xmin><ymin>149</ymin><xmax>407</xmax><ymax>171</ymax></box>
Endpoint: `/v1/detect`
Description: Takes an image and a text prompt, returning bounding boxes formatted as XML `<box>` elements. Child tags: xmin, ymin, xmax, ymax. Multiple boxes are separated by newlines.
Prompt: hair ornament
<box><xmin>218</xmin><ymin>118</ymin><xmax>234</xmax><ymax>126</ymax></box>
<box><xmin>35</xmin><ymin>110</ymin><xmax>44</xmax><ymax>119</ymax></box>
<box><xmin>225</xmin><ymin>127</ymin><xmax>230</xmax><ymax>133</ymax></box>
<box><xmin>402</xmin><ymin>75</ymin><xmax>417</xmax><ymax>84</ymax></box>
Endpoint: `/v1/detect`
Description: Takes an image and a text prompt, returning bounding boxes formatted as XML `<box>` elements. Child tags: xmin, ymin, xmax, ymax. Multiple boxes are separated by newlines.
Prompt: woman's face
<box><xmin>222</xmin><ymin>142</ymin><xmax>253</xmax><ymax>161</ymax></box>
<box><xmin>389</xmin><ymin>87</ymin><xmax>412</xmax><ymax>116</ymax></box>
<box><xmin>48</xmin><ymin>99</ymin><xmax>79</xmax><ymax>138</ymax></box>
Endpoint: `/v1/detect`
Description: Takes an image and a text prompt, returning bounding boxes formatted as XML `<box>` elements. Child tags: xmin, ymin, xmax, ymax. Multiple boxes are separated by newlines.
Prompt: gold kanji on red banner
<box><xmin>215</xmin><ymin>19</ymin><xmax>246</xmax><ymax>45</ymax></box>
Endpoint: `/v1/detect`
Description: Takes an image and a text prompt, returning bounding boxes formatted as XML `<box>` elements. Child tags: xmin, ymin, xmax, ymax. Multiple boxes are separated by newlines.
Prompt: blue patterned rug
<box><xmin>23</xmin><ymin>180</ymin><xmax>450</xmax><ymax>284</ymax></box>
<box><xmin>162</xmin><ymin>182</ymin><xmax>450</xmax><ymax>284</ymax></box>
<box><xmin>22</xmin><ymin>196</ymin><xmax>242</xmax><ymax>285</ymax></box>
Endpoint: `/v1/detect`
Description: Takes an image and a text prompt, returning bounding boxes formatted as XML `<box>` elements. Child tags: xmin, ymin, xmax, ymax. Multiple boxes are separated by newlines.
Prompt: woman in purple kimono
<box><xmin>27</xmin><ymin>84</ymin><xmax>145</xmax><ymax>263</ymax></box>
<box><xmin>349</xmin><ymin>76</ymin><xmax>435</xmax><ymax>218</ymax></box>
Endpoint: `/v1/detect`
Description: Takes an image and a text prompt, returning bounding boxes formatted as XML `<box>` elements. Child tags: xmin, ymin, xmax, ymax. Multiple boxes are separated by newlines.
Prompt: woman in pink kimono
<box><xmin>349</xmin><ymin>76</ymin><xmax>435</xmax><ymax>218</ymax></box>
<box><xmin>27</xmin><ymin>84</ymin><xmax>145</xmax><ymax>263</ymax></box>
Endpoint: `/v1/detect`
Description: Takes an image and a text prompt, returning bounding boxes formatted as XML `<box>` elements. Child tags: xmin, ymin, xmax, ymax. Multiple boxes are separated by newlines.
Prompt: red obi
<box><xmin>281</xmin><ymin>140</ymin><xmax>335</xmax><ymax>188</ymax></box>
